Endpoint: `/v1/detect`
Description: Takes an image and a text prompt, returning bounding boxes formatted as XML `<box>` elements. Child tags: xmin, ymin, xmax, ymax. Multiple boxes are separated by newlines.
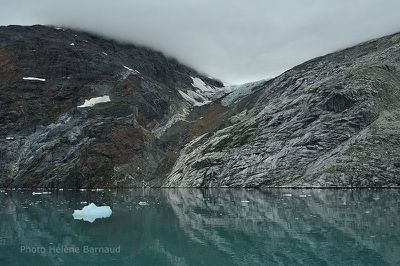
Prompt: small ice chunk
<box><xmin>77</xmin><ymin>95</ymin><xmax>111</xmax><ymax>108</ymax></box>
<box><xmin>80</xmin><ymin>201</ymin><xmax>87</xmax><ymax>204</ymax></box>
<box><xmin>70</xmin><ymin>43</ymin><xmax>75</xmax><ymax>46</ymax></box>
<box><xmin>299</xmin><ymin>195</ymin><xmax>307</xmax><ymax>198</ymax></box>
<box><xmin>6</xmin><ymin>137</ymin><xmax>15</xmax><ymax>140</ymax></box>
<box><xmin>283</xmin><ymin>193</ymin><xmax>292</xmax><ymax>197</ymax></box>
<box><xmin>102</xmin><ymin>52</ymin><xmax>108</xmax><ymax>56</ymax></box>
<box><xmin>23</xmin><ymin>77</ymin><xmax>46</xmax><ymax>82</ymax></box>
<box><xmin>240</xmin><ymin>200</ymin><xmax>250</xmax><ymax>203</ymax></box>
<box><xmin>138</xmin><ymin>201</ymin><xmax>149</xmax><ymax>206</ymax></box>
<box><xmin>32</xmin><ymin>192</ymin><xmax>51</xmax><ymax>195</ymax></box>
<box><xmin>73</xmin><ymin>203</ymin><xmax>112</xmax><ymax>223</ymax></box>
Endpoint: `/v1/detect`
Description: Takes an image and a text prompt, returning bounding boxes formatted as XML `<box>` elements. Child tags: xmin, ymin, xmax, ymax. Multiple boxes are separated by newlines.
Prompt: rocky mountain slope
<box><xmin>0</xmin><ymin>25</ymin><xmax>224</xmax><ymax>188</ymax></box>
<box><xmin>1</xmin><ymin>25</ymin><xmax>400</xmax><ymax>188</ymax></box>
<box><xmin>166</xmin><ymin>32</ymin><xmax>400</xmax><ymax>188</ymax></box>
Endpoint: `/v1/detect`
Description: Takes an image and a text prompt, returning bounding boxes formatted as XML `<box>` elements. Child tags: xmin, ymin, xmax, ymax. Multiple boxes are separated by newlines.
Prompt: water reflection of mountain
<box><xmin>164</xmin><ymin>189</ymin><xmax>400</xmax><ymax>266</ymax></box>
<box><xmin>0</xmin><ymin>189</ymin><xmax>399</xmax><ymax>265</ymax></box>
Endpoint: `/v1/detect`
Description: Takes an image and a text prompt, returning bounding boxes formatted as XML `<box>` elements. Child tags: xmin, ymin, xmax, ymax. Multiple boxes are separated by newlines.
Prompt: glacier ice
<box><xmin>72</xmin><ymin>203</ymin><xmax>112</xmax><ymax>223</ymax></box>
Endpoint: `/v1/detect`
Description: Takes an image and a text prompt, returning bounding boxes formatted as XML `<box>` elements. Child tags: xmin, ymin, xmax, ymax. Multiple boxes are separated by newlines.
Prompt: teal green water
<box><xmin>0</xmin><ymin>189</ymin><xmax>399</xmax><ymax>266</ymax></box>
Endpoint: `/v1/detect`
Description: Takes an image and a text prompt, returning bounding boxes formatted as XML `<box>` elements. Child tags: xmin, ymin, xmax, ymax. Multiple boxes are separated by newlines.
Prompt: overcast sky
<box><xmin>1</xmin><ymin>0</ymin><xmax>400</xmax><ymax>84</ymax></box>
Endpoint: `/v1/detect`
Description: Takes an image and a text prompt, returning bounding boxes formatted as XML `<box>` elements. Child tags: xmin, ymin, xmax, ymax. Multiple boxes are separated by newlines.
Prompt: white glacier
<box><xmin>221</xmin><ymin>80</ymin><xmax>266</xmax><ymax>106</ymax></box>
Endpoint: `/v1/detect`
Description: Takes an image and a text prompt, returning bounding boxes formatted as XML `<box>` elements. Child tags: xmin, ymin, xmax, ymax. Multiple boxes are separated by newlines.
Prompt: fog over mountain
<box><xmin>1</xmin><ymin>0</ymin><xmax>400</xmax><ymax>83</ymax></box>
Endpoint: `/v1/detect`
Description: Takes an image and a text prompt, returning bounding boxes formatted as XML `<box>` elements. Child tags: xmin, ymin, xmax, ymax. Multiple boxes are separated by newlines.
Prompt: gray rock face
<box><xmin>165</xmin><ymin>33</ymin><xmax>400</xmax><ymax>187</ymax></box>
<box><xmin>0</xmin><ymin>25</ymin><xmax>223</xmax><ymax>188</ymax></box>
<box><xmin>1</xmin><ymin>25</ymin><xmax>400</xmax><ymax>188</ymax></box>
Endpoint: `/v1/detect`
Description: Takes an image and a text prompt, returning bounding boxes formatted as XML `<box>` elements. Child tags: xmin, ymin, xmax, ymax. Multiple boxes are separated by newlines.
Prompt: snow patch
<box><xmin>73</xmin><ymin>203</ymin><xmax>112</xmax><ymax>223</ymax></box>
<box><xmin>122</xmin><ymin>65</ymin><xmax>140</xmax><ymax>74</ymax></box>
<box><xmin>191</xmin><ymin>77</ymin><xmax>215</xmax><ymax>92</ymax></box>
<box><xmin>178</xmin><ymin>90</ymin><xmax>211</xmax><ymax>106</ymax></box>
<box><xmin>23</xmin><ymin>77</ymin><xmax>46</xmax><ymax>82</ymax></box>
<box><xmin>77</xmin><ymin>96</ymin><xmax>111</xmax><ymax>108</ymax></box>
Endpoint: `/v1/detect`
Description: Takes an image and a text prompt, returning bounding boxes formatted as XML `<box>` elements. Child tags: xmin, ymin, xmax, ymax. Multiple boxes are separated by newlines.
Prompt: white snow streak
<box><xmin>122</xmin><ymin>65</ymin><xmax>140</xmax><ymax>74</ymax></box>
<box><xmin>23</xmin><ymin>77</ymin><xmax>46</xmax><ymax>82</ymax></box>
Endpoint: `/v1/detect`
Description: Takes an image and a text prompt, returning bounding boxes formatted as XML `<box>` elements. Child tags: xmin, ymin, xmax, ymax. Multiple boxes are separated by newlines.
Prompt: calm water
<box><xmin>0</xmin><ymin>189</ymin><xmax>399</xmax><ymax>266</ymax></box>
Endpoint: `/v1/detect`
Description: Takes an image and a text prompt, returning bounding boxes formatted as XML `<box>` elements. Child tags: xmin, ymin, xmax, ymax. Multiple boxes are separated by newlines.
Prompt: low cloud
<box><xmin>1</xmin><ymin>0</ymin><xmax>400</xmax><ymax>83</ymax></box>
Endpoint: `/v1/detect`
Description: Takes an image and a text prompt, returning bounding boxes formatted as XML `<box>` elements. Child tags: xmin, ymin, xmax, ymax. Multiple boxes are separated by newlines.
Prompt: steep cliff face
<box><xmin>165</xmin><ymin>33</ymin><xmax>400</xmax><ymax>187</ymax></box>
<box><xmin>1</xmin><ymin>25</ymin><xmax>400</xmax><ymax>188</ymax></box>
<box><xmin>0</xmin><ymin>25</ymin><xmax>223</xmax><ymax>188</ymax></box>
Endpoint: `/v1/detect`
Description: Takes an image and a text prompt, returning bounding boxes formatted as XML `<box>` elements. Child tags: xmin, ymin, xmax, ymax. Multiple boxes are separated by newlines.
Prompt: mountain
<box><xmin>166</xmin><ymin>32</ymin><xmax>400</xmax><ymax>188</ymax></box>
<box><xmin>1</xmin><ymin>25</ymin><xmax>400</xmax><ymax>188</ymax></box>
<box><xmin>0</xmin><ymin>25</ymin><xmax>224</xmax><ymax>188</ymax></box>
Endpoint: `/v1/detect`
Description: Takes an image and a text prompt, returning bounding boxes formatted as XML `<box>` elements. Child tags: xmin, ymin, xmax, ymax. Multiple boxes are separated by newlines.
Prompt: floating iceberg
<box><xmin>72</xmin><ymin>203</ymin><xmax>112</xmax><ymax>223</ymax></box>
<box><xmin>32</xmin><ymin>192</ymin><xmax>51</xmax><ymax>195</ymax></box>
